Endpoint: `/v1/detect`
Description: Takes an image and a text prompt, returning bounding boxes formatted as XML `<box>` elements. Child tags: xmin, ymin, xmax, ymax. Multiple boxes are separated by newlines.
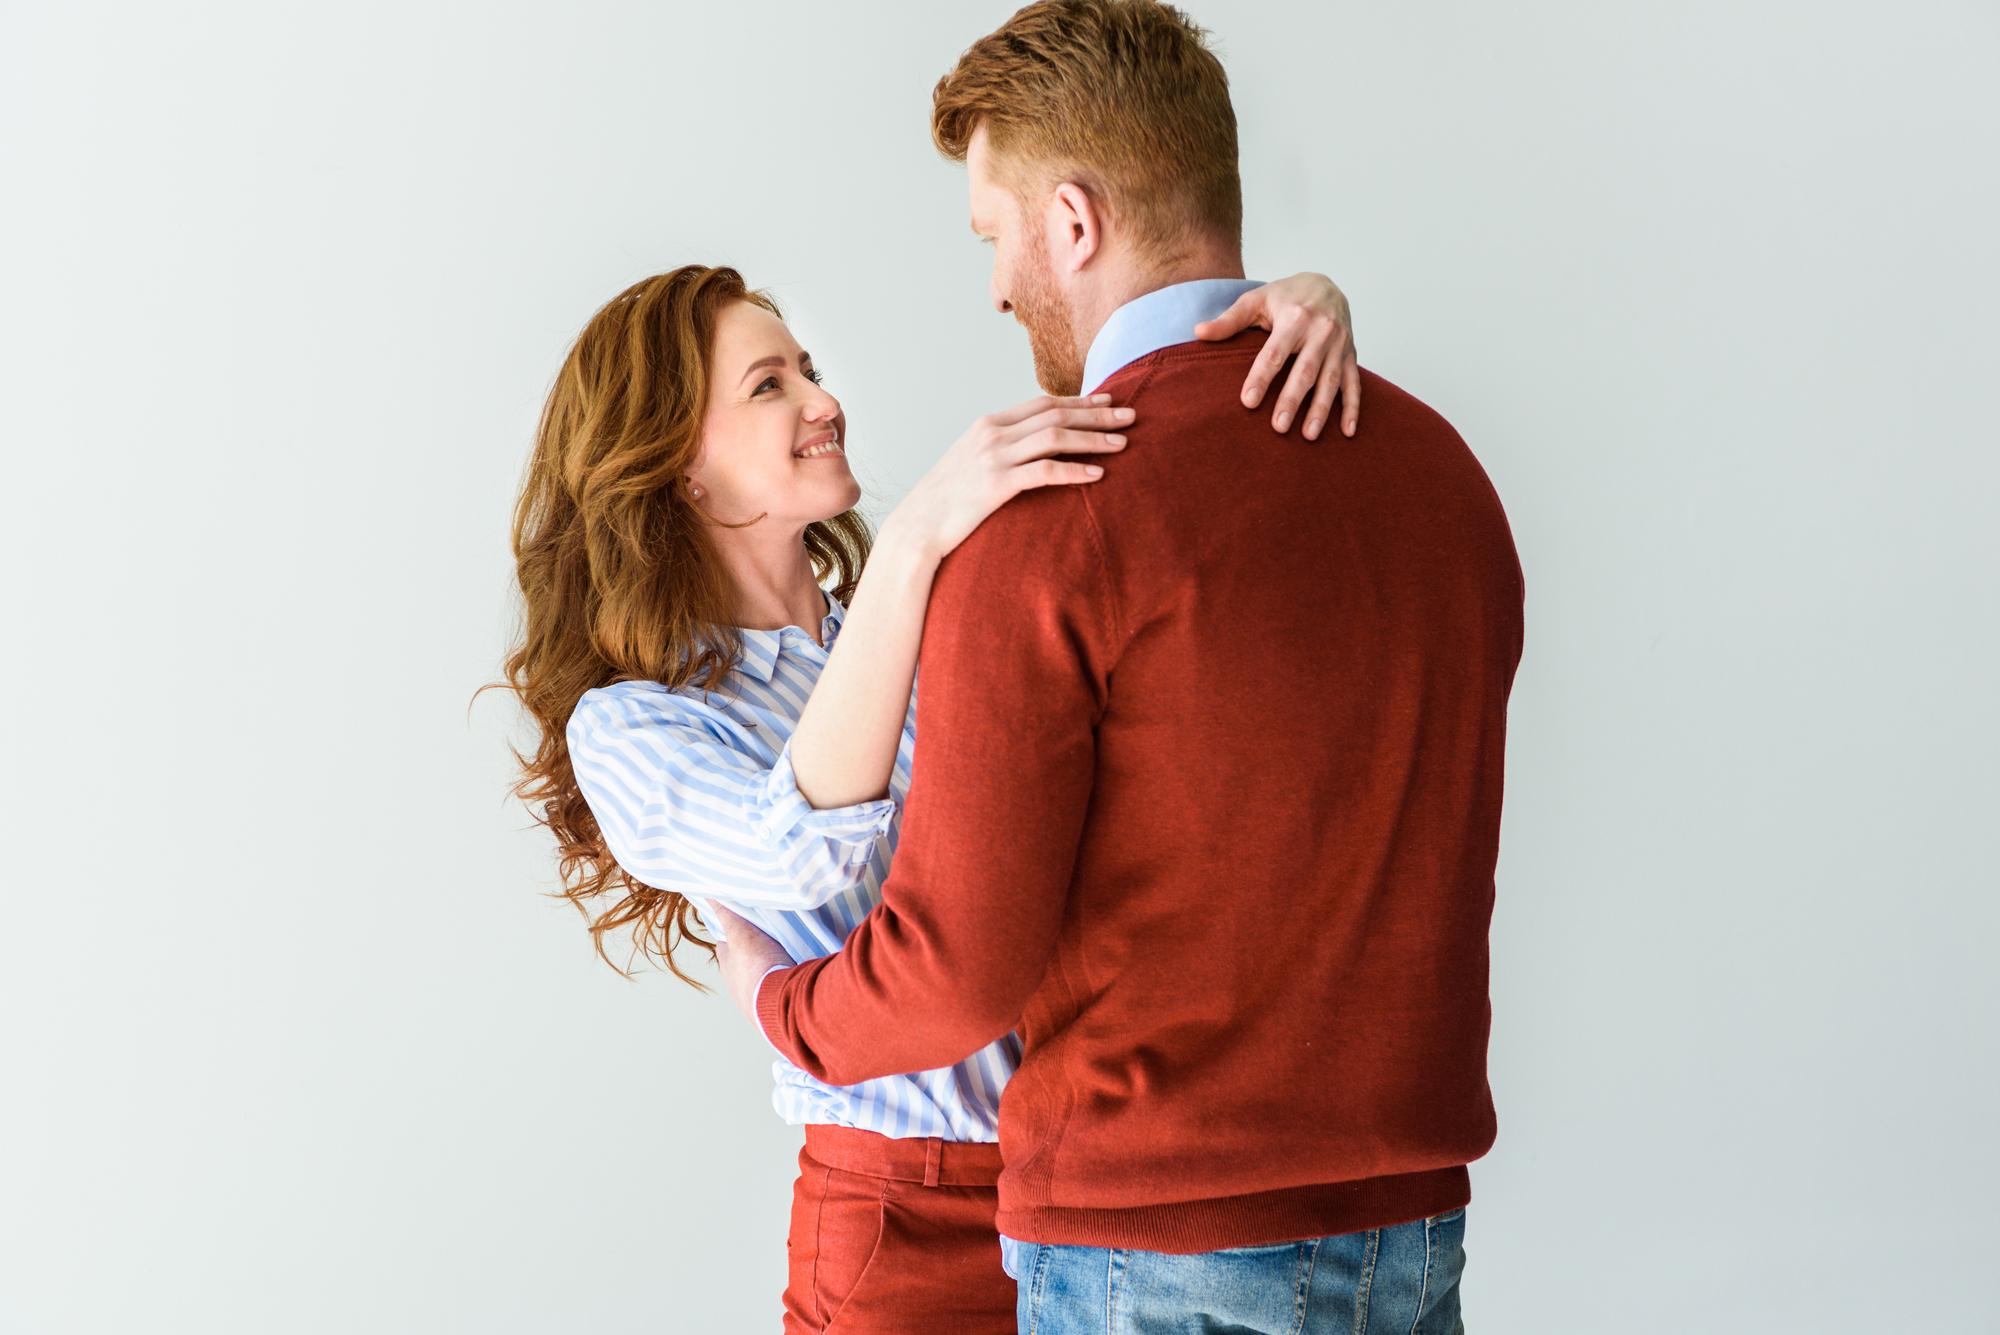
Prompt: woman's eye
<box><xmin>754</xmin><ymin>375</ymin><xmax>781</xmax><ymax>395</ymax></box>
<box><xmin>805</xmin><ymin>368</ymin><xmax>824</xmax><ymax>385</ymax></box>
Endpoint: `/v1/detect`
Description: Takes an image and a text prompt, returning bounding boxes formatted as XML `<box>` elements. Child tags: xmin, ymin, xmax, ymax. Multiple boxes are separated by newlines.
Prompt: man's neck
<box><xmin>1071</xmin><ymin>242</ymin><xmax>1246</xmax><ymax>367</ymax></box>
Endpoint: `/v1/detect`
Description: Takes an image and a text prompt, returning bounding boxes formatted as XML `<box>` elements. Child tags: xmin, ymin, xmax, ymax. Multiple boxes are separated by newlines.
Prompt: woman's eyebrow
<box><xmin>737</xmin><ymin>354</ymin><xmax>787</xmax><ymax>387</ymax></box>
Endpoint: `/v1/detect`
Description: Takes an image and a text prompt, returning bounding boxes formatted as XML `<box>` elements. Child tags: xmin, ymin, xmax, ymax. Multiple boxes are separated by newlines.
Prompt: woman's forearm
<box><xmin>787</xmin><ymin>520</ymin><xmax>938</xmax><ymax>810</ymax></box>
<box><xmin>788</xmin><ymin>391</ymin><xmax>1134</xmax><ymax>809</ymax></box>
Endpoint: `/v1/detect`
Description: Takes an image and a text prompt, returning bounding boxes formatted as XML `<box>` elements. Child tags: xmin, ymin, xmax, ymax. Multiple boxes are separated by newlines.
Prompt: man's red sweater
<box><xmin>760</xmin><ymin>335</ymin><xmax>1524</xmax><ymax>1253</ymax></box>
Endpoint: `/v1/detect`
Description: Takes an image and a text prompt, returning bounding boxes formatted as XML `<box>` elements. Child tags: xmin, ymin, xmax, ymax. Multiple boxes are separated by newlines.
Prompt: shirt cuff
<box><xmin>749</xmin><ymin>741</ymin><xmax>897</xmax><ymax>867</ymax></box>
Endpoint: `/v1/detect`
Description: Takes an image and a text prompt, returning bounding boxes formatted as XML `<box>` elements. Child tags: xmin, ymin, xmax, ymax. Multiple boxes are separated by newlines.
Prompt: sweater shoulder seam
<box><xmin>1072</xmin><ymin>487</ymin><xmax>1126</xmax><ymax>657</ymax></box>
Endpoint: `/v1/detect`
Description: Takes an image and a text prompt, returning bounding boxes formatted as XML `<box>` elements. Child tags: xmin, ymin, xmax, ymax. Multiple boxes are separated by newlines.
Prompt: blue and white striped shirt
<box><xmin>566</xmin><ymin>596</ymin><xmax>1018</xmax><ymax>1141</ymax></box>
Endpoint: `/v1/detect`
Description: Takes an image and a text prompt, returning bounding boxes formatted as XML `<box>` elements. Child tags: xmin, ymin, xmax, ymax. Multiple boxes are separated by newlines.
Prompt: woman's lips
<box><xmin>795</xmin><ymin>435</ymin><xmax>844</xmax><ymax>459</ymax></box>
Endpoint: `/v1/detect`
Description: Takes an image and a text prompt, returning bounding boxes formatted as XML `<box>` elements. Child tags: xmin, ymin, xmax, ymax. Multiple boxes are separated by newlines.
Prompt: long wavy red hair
<box><xmin>502</xmin><ymin>266</ymin><xmax>871</xmax><ymax>983</ymax></box>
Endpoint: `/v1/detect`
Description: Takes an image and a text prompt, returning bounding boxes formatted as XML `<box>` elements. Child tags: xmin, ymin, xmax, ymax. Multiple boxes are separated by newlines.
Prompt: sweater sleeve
<box><xmin>757</xmin><ymin>485</ymin><xmax>1120</xmax><ymax>1083</ymax></box>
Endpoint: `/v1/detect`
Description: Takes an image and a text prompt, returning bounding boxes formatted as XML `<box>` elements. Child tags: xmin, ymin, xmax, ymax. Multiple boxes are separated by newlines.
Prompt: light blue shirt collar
<box><xmin>1080</xmin><ymin>278</ymin><xmax>1264</xmax><ymax>395</ymax></box>
<box><xmin>735</xmin><ymin>593</ymin><xmax>844</xmax><ymax>684</ymax></box>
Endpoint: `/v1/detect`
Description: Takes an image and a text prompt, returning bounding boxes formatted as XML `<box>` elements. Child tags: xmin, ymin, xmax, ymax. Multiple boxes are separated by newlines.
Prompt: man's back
<box><xmin>993</xmin><ymin>335</ymin><xmax>1520</xmax><ymax>1246</ymax></box>
<box><xmin>762</xmin><ymin>332</ymin><xmax>1523</xmax><ymax>1252</ymax></box>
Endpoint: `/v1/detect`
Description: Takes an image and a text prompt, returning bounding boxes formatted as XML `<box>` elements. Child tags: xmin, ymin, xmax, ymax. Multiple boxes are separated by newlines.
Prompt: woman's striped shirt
<box><xmin>565</xmin><ymin>597</ymin><xmax>1016</xmax><ymax>1141</ymax></box>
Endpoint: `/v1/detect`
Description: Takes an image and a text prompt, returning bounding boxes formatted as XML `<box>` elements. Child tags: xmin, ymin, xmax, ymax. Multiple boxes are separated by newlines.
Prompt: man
<box><xmin>718</xmin><ymin>2</ymin><xmax>1522</xmax><ymax>1330</ymax></box>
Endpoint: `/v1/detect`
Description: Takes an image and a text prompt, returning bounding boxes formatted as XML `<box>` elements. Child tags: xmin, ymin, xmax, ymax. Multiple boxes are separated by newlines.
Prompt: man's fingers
<box><xmin>1193</xmin><ymin>290</ymin><xmax>1267</xmax><ymax>344</ymax></box>
<box><xmin>704</xmin><ymin>899</ymin><xmax>789</xmax><ymax>960</ymax></box>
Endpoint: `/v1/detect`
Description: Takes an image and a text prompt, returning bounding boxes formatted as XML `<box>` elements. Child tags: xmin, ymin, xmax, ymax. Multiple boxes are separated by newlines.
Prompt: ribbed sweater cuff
<box><xmin>754</xmin><ymin>963</ymin><xmax>797</xmax><ymax>1062</ymax></box>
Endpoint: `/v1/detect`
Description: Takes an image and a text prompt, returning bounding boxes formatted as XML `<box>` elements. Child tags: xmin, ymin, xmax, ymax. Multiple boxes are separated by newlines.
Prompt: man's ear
<box><xmin>1049</xmin><ymin>182</ymin><xmax>1102</xmax><ymax>274</ymax></box>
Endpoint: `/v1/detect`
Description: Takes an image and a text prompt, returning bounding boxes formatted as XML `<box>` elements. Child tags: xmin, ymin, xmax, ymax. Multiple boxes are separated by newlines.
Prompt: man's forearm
<box><xmin>752</xmin><ymin>887</ymin><xmax>1048</xmax><ymax>1087</ymax></box>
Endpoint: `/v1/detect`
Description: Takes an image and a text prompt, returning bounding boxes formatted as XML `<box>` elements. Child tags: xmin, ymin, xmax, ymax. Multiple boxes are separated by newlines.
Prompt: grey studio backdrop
<box><xmin>1</xmin><ymin>1</ymin><xmax>1994</xmax><ymax>1332</ymax></box>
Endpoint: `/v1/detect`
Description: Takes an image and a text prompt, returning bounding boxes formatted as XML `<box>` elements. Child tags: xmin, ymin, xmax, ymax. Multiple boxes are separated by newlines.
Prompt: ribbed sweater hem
<box><xmin>994</xmin><ymin>1165</ymin><xmax>1470</xmax><ymax>1255</ymax></box>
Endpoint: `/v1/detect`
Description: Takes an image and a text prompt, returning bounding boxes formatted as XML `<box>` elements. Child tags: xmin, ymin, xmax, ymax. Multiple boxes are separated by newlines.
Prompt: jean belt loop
<box><xmin>923</xmin><ymin>1136</ymin><xmax>943</xmax><ymax>1187</ymax></box>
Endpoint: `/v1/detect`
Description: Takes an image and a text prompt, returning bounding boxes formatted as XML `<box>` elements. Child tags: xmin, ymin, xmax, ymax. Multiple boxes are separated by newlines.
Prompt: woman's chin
<box><xmin>823</xmin><ymin>474</ymin><xmax>864</xmax><ymax>516</ymax></box>
<box><xmin>793</xmin><ymin>493</ymin><xmax>864</xmax><ymax>527</ymax></box>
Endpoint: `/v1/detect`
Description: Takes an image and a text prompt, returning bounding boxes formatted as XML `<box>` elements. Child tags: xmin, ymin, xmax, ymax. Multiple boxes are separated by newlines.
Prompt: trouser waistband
<box><xmin>802</xmin><ymin>1123</ymin><xmax>1004</xmax><ymax>1188</ymax></box>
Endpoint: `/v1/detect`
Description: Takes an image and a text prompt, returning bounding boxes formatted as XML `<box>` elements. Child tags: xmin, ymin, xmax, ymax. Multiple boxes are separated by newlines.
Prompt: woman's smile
<box><xmin>796</xmin><ymin>431</ymin><xmax>845</xmax><ymax>460</ymax></box>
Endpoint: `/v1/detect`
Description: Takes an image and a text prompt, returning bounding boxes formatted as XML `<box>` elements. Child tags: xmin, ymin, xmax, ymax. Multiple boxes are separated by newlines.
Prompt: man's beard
<box><xmin>1010</xmin><ymin>246</ymin><xmax>1085</xmax><ymax>397</ymax></box>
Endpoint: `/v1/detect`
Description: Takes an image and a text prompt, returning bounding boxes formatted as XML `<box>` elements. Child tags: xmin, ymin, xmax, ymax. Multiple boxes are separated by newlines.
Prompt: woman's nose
<box><xmin>804</xmin><ymin>386</ymin><xmax>841</xmax><ymax>422</ymax></box>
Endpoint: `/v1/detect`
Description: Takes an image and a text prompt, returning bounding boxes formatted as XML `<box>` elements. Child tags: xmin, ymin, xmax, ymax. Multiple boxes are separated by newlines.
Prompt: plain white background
<box><xmin>2</xmin><ymin>1</ymin><xmax>1994</xmax><ymax>1330</ymax></box>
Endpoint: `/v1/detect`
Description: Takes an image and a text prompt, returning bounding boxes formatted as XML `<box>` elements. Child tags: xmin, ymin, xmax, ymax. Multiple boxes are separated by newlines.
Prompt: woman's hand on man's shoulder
<box><xmin>884</xmin><ymin>395</ymin><xmax>1137</xmax><ymax>567</ymax></box>
<box><xmin>1194</xmin><ymin>272</ymin><xmax>1361</xmax><ymax>442</ymax></box>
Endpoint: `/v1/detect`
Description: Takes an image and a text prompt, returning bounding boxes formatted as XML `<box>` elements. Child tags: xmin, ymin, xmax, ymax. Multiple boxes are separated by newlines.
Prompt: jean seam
<box><xmin>1408</xmin><ymin>1216</ymin><xmax>1435</xmax><ymax>1335</ymax></box>
<box><xmin>1352</xmin><ymin>1229</ymin><xmax>1380</xmax><ymax>1335</ymax></box>
<box><xmin>1290</xmin><ymin>1240</ymin><xmax>1320</xmax><ymax>1335</ymax></box>
<box><xmin>1026</xmin><ymin>1242</ymin><xmax>1050</xmax><ymax>1335</ymax></box>
<box><xmin>1106</xmin><ymin>1248</ymin><xmax>1128</xmax><ymax>1335</ymax></box>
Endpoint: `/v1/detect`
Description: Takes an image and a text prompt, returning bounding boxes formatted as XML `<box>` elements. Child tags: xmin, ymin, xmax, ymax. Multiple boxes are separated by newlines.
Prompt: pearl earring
<box><xmin>691</xmin><ymin>486</ymin><xmax>702</xmax><ymax>498</ymax></box>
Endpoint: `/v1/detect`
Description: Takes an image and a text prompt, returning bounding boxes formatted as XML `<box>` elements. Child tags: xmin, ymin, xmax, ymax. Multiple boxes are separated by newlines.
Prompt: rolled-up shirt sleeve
<box><xmin>566</xmin><ymin>686</ymin><xmax>896</xmax><ymax>913</ymax></box>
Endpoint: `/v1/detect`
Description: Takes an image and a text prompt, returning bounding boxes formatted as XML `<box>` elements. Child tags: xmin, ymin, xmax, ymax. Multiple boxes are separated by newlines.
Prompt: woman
<box><xmin>503</xmin><ymin>264</ymin><xmax>1358</xmax><ymax>1333</ymax></box>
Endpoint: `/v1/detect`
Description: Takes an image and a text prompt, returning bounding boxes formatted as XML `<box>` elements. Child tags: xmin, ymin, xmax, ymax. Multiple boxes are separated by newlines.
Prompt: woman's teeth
<box><xmin>797</xmin><ymin>441</ymin><xmax>844</xmax><ymax>459</ymax></box>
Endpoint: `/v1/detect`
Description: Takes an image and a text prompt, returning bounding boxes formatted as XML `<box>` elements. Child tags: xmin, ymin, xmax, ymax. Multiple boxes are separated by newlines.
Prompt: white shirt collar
<box><xmin>1080</xmin><ymin>278</ymin><xmax>1264</xmax><ymax>394</ymax></box>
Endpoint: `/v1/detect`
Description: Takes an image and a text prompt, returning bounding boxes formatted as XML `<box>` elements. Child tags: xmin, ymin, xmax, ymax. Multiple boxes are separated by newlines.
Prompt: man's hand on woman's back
<box><xmin>707</xmin><ymin>901</ymin><xmax>796</xmax><ymax>1030</ymax></box>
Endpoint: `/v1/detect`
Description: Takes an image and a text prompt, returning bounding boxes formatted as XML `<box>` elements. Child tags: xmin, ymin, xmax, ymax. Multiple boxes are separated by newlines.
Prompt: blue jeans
<box><xmin>1000</xmin><ymin>1209</ymin><xmax>1467</xmax><ymax>1335</ymax></box>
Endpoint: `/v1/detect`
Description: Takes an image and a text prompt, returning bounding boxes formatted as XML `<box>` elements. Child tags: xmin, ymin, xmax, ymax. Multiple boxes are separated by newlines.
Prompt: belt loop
<box><xmin>923</xmin><ymin>1136</ymin><xmax>943</xmax><ymax>1187</ymax></box>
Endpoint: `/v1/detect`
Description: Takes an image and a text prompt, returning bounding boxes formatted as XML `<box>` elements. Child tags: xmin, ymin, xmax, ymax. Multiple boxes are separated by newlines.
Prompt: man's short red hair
<box><xmin>931</xmin><ymin>0</ymin><xmax>1242</xmax><ymax>264</ymax></box>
